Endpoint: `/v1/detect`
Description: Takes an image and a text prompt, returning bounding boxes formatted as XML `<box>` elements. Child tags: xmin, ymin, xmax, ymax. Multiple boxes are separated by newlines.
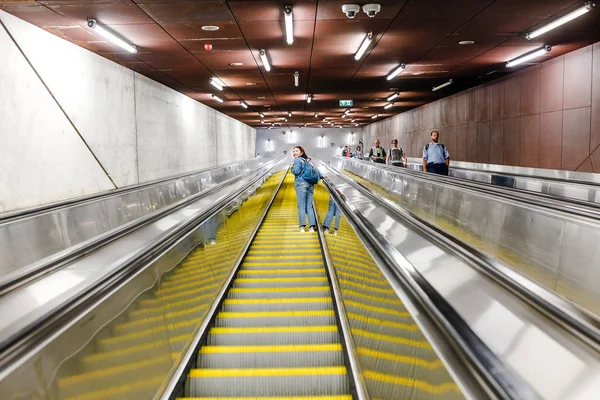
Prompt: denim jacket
<box><xmin>291</xmin><ymin>157</ymin><xmax>308</xmax><ymax>185</ymax></box>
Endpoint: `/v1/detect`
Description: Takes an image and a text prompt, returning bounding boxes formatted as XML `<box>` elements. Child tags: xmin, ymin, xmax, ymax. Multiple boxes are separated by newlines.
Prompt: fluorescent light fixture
<box><xmin>351</xmin><ymin>119</ymin><xmax>356</xmax><ymax>123</ymax></box>
<box><xmin>87</xmin><ymin>19</ymin><xmax>137</xmax><ymax>53</ymax></box>
<box><xmin>355</xmin><ymin>123</ymin><xmax>359</xmax><ymax>126</ymax></box>
<box><xmin>267</xmin><ymin>139</ymin><xmax>273</xmax><ymax>152</ymax></box>
<box><xmin>323</xmin><ymin>118</ymin><xmax>327</xmax><ymax>122</ymax></box>
<box><xmin>261</xmin><ymin>119</ymin><xmax>265</xmax><ymax>124</ymax></box>
<box><xmin>294</xmin><ymin>71</ymin><xmax>299</xmax><ymax>87</ymax></box>
<box><xmin>386</xmin><ymin>63</ymin><xmax>406</xmax><ymax>80</ymax></box>
<box><xmin>306</xmin><ymin>94</ymin><xmax>313</xmax><ymax>103</ymax></box>
<box><xmin>211</xmin><ymin>93</ymin><xmax>224</xmax><ymax>103</ymax></box>
<box><xmin>209</xmin><ymin>77</ymin><xmax>225</xmax><ymax>91</ymax></box>
<box><xmin>354</xmin><ymin>32</ymin><xmax>373</xmax><ymax>61</ymax></box>
<box><xmin>527</xmin><ymin>3</ymin><xmax>595</xmax><ymax>40</ymax></box>
<box><xmin>506</xmin><ymin>46</ymin><xmax>551</xmax><ymax>67</ymax></box>
<box><xmin>371</xmin><ymin>114</ymin><xmax>378</xmax><ymax>119</ymax></box>
<box><xmin>288</xmin><ymin>111</ymin><xmax>292</xmax><ymax>117</ymax></box>
<box><xmin>314</xmin><ymin>112</ymin><xmax>319</xmax><ymax>118</ymax></box>
<box><xmin>387</xmin><ymin>92</ymin><xmax>399</xmax><ymax>101</ymax></box>
<box><xmin>259</xmin><ymin>112</ymin><xmax>265</xmax><ymax>118</ymax></box>
<box><xmin>432</xmin><ymin>79</ymin><xmax>453</xmax><ymax>92</ymax></box>
<box><xmin>319</xmin><ymin>135</ymin><xmax>324</xmax><ymax>148</ymax></box>
<box><xmin>240</xmin><ymin>100</ymin><xmax>248</xmax><ymax>108</ymax></box>
<box><xmin>259</xmin><ymin>49</ymin><xmax>271</xmax><ymax>71</ymax></box>
<box><xmin>384</xmin><ymin>103</ymin><xmax>393</xmax><ymax>109</ymax></box>
<box><xmin>342</xmin><ymin>114</ymin><xmax>347</xmax><ymax>118</ymax></box>
<box><xmin>284</xmin><ymin>5</ymin><xmax>294</xmax><ymax>45</ymax></box>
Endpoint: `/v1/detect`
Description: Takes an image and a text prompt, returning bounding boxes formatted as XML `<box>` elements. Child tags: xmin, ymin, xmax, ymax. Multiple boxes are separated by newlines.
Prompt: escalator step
<box><xmin>185</xmin><ymin>367</ymin><xmax>349</xmax><ymax>397</ymax></box>
<box><xmin>222</xmin><ymin>297</ymin><xmax>333</xmax><ymax>312</ymax></box>
<box><xmin>178</xmin><ymin>396</ymin><xmax>352</xmax><ymax>400</ymax></box>
<box><xmin>214</xmin><ymin>310</ymin><xmax>336</xmax><ymax>327</ymax></box>
<box><xmin>207</xmin><ymin>326</ymin><xmax>340</xmax><ymax>346</ymax></box>
<box><xmin>197</xmin><ymin>344</ymin><xmax>344</xmax><ymax>368</ymax></box>
<box><xmin>227</xmin><ymin>286</ymin><xmax>331</xmax><ymax>299</ymax></box>
<box><xmin>234</xmin><ymin>277</ymin><xmax>328</xmax><ymax>288</ymax></box>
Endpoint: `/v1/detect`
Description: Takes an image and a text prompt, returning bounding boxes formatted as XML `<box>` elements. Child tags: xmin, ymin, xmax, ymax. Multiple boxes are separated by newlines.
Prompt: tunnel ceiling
<box><xmin>2</xmin><ymin>0</ymin><xmax>600</xmax><ymax>129</ymax></box>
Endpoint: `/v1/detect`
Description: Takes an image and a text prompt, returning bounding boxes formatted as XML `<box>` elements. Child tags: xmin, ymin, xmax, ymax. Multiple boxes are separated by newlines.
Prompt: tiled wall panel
<box><xmin>540</xmin><ymin>57</ymin><xmax>564</xmax><ymax>113</ymax></box>
<box><xmin>520</xmin><ymin>114</ymin><xmax>540</xmax><ymax>168</ymax></box>
<box><xmin>562</xmin><ymin>107</ymin><xmax>591</xmax><ymax>171</ymax></box>
<box><xmin>564</xmin><ymin>46</ymin><xmax>593</xmax><ymax>110</ymax></box>
<box><xmin>539</xmin><ymin>111</ymin><xmax>563</xmax><ymax>170</ymax></box>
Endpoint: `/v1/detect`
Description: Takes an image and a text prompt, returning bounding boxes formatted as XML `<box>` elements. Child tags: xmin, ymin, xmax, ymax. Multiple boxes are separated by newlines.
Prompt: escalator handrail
<box><xmin>316</xmin><ymin>159</ymin><xmax>542</xmax><ymax>400</ymax></box>
<box><xmin>0</xmin><ymin>157</ymin><xmax>268</xmax><ymax>223</ymax></box>
<box><xmin>404</xmin><ymin>156</ymin><xmax>600</xmax><ymax>187</ymax></box>
<box><xmin>333</xmin><ymin>159</ymin><xmax>600</xmax><ymax>350</ymax></box>
<box><xmin>0</xmin><ymin>156</ymin><xmax>285</xmax><ymax>296</ymax></box>
<box><xmin>0</xmin><ymin>157</ymin><xmax>288</xmax><ymax>372</ymax></box>
<box><xmin>336</xmin><ymin>156</ymin><xmax>600</xmax><ymax>221</ymax></box>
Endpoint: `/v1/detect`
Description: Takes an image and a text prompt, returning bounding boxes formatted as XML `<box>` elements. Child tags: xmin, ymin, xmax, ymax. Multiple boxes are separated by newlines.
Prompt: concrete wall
<box><xmin>0</xmin><ymin>10</ymin><xmax>255</xmax><ymax>213</ymax></box>
<box><xmin>363</xmin><ymin>40</ymin><xmax>600</xmax><ymax>172</ymax></box>
<box><xmin>256</xmin><ymin>127</ymin><xmax>364</xmax><ymax>163</ymax></box>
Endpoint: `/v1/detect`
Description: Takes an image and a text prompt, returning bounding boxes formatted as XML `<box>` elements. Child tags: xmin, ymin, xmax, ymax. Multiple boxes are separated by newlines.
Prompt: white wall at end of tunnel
<box><xmin>0</xmin><ymin>10</ymin><xmax>256</xmax><ymax>213</ymax></box>
<box><xmin>255</xmin><ymin>128</ymin><xmax>364</xmax><ymax>163</ymax></box>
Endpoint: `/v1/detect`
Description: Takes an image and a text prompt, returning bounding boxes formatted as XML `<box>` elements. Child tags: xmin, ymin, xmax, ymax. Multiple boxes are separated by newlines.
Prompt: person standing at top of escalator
<box><xmin>387</xmin><ymin>139</ymin><xmax>407</xmax><ymax>167</ymax></box>
<box><xmin>354</xmin><ymin>146</ymin><xmax>363</xmax><ymax>160</ymax></box>
<box><xmin>291</xmin><ymin>146</ymin><xmax>318</xmax><ymax>233</ymax></box>
<box><xmin>423</xmin><ymin>130</ymin><xmax>450</xmax><ymax>175</ymax></box>
<box><xmin>369</xmin><ymin>139</ymin><xmax>386</xmax><ymax>164</ymax></box>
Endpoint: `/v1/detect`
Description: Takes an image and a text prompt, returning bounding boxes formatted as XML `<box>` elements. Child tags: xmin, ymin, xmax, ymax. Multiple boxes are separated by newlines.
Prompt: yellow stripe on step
<box><xmin>189</xmin><ymin>366</ymin><xmax>347</xmax><ymax>378</ymax></box>
<box><xmin>341</xmin><ymin>289</ymin><xmax>402</xmax><ymax>307</ymax></box>
<box><xmin>245</xmin><ymin>255</ymin><xmax>322</xmax><ymax>260</ymax></box>
<box><xmin>357</xmin><ymin>348</ymin><xmax>444</xmax><ymax>369</ymax></box>
<box><xmin>352</xmin><ymin>328</ymin><xmax>431</xmax><ymax>350</ymax></box>
<box><xmin>177</xmin><ymin>396</ymin><xmax>352</xmax><ymax>400</ymax></box>
<box><xmin>363</xmin><ymin>370</ymin><xmax>461</xmax><ymax>394</ymax></box>
<box><xmin>344</xmin><ymin>300</ymin><xmax>411</xmax><ymax>318</ymax></box>
<box><xmin>238</xmin><ymin>269</ymin><xmax>325</xmax><ymax>275</ymax></box>
<box><xmin>218</xmin><ymin>310</ymin><xmax>334</xmax><ymax>318</ymax></box>
<box><xmin>224</xmin><ymin>297</ymin><xmax>331</xmax><ymax>305</ymax></box>
<box><xmin>347</xmin><ymin>313</ymin><xmax>418</xmax><ymax>332</ymax></box>
<box><xmin>229</xmin><ymin>286</ymin><xmax>330</xmax><ymax>293</ymax></box>
<box><xmin>236</xmin><ymin>277</ymin><xmax>327</xmax><ymax>283</ymax></box>
<box><xmin>201</xmin><ymin>344</ymin><xmax>342</xmax><ymax>354</ymax></box>
<box><xmin>338</xmin><ymin>279</ymin><xmax>395</xmax><ymax>295</ymax></box>
<box><xmin>210</xmin><ymin>326</ymin><xmax>338</xmax><ymax>334</ymax></box>
<box><xmin>251</xmin><ymin>244</ymin><xmax>320</xmax><ymax>249</ymax></box>
<box><xmin>243</xmin><ymin>262</ymin><xmax>323</xmax><ymax>266</ymax></box>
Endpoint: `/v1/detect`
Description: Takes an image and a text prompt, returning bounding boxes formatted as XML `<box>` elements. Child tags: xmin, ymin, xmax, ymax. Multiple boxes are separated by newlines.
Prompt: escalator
<box><xmin>50</xmin><ymin>171</ymin><xmax>466</xmax><ymax>400</ymax></box>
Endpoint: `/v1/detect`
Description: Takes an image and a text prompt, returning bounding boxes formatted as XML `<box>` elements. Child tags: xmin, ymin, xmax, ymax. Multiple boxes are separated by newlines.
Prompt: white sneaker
<box><xmin>299</xmin><ymin>226</ymin><xmax>305</xmax><ymax>232</ymax></box>
<box><xmin>308</xmin><ymin>226</ymin><xmax>315</xmax><ymax>232</ymax></box>
<box><xmin>323</xmin><ymin>227</ymin><xmax>330</xmax><ymax>234</ymax></box>
<box><xmin>209</xmin><ymin>239</ymin><xmax>217</xmax><ymax>245</ymax></box>
<box><xmin>334</xmin><ymin>229</ymin><xmax>338</xmax><ymax>236</ymax></box>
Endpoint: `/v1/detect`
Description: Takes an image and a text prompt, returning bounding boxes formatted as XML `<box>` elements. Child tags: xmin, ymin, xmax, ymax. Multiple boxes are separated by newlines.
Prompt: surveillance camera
<box><xmin>342</xmin><ymin>4</ymin><xmax>360</xmax><ymax>19</ymax></box>
<box><xmin>363</xmin><ymin>3</ymin><xmax>381</xmax><ymax>18</ymax></box>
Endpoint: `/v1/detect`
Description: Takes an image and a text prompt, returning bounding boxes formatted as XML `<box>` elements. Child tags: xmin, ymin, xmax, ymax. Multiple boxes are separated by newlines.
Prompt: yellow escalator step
<box><xmin>236</xmin><ymin>277</ymin><xmax>327</xmax><ymax>283</ymax></box>
<box><xmin>242</xmin><ymin>262</ymin><xmax>323</xmax><ymax>267</ymax></box>
<box><xmin>224</xmin><ymin>297</ymin><xmax>331</xmax><ymax>305</ymax></box>
<box><xmin>238</xmin><ymin>269</ymin><xmax>325</xmax><ymax>275</ymax></box>
<box><xmin>363</xmin><ymin>370</ymin><xmax>461</xmax><ymax>394</ymax></box>
<box><xmin>210</xmin><ymin>326</ymin><xmax>338</xmax><ymax>334</ymax></box>
<box><xmin>344</xmin><ymin>300</ymin><xmax>411</xmax><ymax>318</ymax></box>
<box><xmin>347</xmin><ymin>312</ymin><xmax>418</xmax><ymax>331</ymax></box>
<box><xmin>341</xmin><ymin>289</ymin><xmax>402</xmax><ymax>306</ymax></box>
<box><xmin>218</xmin><ymin>310</ymin><xmax>334</xmax><ymax>318</ymax></box>
<box><xmin>178</xmin><ymin>396</ymin><xmax>352</xmax><ymax>400</ymax></box>
<box><xmin>245</xmin><ymin>255</ymin><xmax>322</xmax><ymax>260</ymax></box>
<box><xmin>357</xmin><ymin>347</ymin><xmax>443</xmax><ymax>369</ymax></box>
<box><xmin>351</xmin><ymin>328</ymin><xmax>431</xmax><ymax>350</ymax></box>
<box><xmin>338</xmin><ymin>278</ymin><xmax>395</xmax><ymax>295</ymax></box>
<box><xmin>230</xmin><ymin>286</ymin><xmax>330</xmax><ymax>293</ymax></box>
<box><xmin>189</xmin><ymin>366</ymin><xmax>347</xmax><ymax>378</ymax></box>
<box><xmin>200</xmin><ymin>344</ymin><xmax>342</xmax><ymax>354</ymax></box>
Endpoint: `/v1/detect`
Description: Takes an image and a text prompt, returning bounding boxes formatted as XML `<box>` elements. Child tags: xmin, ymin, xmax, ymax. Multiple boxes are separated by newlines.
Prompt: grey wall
<box><xmin>256</xmin><ymin>127</ymin><xmax>364</xmax><ymax>162</ymax></box>
<box><xmin>0</xmin><ymin>11</ymin><xmax>255</xmax><ymax>213</ymax></box>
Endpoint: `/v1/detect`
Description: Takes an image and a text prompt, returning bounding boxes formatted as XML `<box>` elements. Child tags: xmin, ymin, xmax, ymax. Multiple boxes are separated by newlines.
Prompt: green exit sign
<box><xmin>339</xmin><ymin>100</ymin><xmax>353</xmax><ymax>107</ymax></box>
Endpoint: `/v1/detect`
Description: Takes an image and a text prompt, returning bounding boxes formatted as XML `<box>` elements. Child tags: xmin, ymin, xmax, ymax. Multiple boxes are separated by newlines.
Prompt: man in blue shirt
<box><xmin>423</xmin><ymin>130</ymin><xmax>450</xmax><ymax>175</ymax></box>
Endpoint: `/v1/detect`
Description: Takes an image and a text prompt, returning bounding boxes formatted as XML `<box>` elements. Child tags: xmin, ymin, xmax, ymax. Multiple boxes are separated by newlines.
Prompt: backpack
<box><xmin>425</xmin><ymin>143</ymin><xmax>446</xmax><ymax>154</ymax></box>
<box><xmin>301</xmin><ymin>159</ymin><xmax>320</xmax><ymax>185</ymax></box>
<box><xmin>389</xmin><ymin>147</ymin><xmax>403</xmax><ymax>162</ymax></box>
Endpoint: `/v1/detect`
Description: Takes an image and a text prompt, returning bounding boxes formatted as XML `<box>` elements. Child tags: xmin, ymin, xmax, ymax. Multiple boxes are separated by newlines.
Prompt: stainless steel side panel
<box><xmin>336</xmin><ymin>158</ymin><xmax>600</xmax><ymax>316</ymax></box>
<box><xmin>320</xmin><ymin>166</ymin><xmax>600</xmax><ymax>400</ymax></box>
<box><xmin>0</xmin><ymin>158</ymin><xmax>268</xmax><ymax>280</ymax></box>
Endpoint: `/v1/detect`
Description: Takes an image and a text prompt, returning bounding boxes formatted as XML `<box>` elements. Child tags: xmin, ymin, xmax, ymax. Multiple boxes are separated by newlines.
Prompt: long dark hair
<box><xmin>293</xmin><ymin>146</ymin><xmax>309</xmax><ymax>159</ymax></box>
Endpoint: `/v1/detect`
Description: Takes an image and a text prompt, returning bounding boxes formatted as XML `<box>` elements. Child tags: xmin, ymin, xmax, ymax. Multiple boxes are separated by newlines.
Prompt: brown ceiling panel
<box><xmin>39</xmin><ymin>0</ymin><xmax>154</xmax><ymax>25</ymax></box>
<box><xmin>134</xmin><ymin>1</ymin><xmax>234</xmax><ymax>24</ymax></box>
<box><xmin>229</xmin><ymin>0</ymin><xmax>317</xmax><ymax>22</ymax></box>
<box><xmin>2</xmin><ymin>0</ymin><xmax>600</xmax><ymax>127</ymax></box>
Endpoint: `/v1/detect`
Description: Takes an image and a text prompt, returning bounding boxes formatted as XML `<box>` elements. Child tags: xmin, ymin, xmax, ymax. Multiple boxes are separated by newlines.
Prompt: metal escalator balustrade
<box><xmin>183</xmin><ymin>172</ymin><xmax>351</xmax><ymax>398</ymax></box>
<box><xmin>336</xmin><ymin>157</ymin><xmax>600</xmax><ymax>318</ymax></box>
<box><xmin>15</xmin><ymin>170</ymin><xmax>287</xmax><ymax>400</ymax></box>
<box><xmin>313</xmin><ymin>184</ymin><xmax>464</xmax><ymax>400</ymax></box>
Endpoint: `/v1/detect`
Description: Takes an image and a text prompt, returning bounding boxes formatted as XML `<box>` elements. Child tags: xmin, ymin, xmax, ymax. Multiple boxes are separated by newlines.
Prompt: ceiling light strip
<box><xmin>526</xmin><ymin>2</ymin><xmax>595</xmax><ymax>40</ymax></box>
<box><xmin>259</xmin><ymin>49</ymin><xmax>271</xmax><ymax>71</ymax></box>
<box><xmin>506</xmin><ymin>46</ymin><xmax>551</xmax><ymax>67</ymax></box>
<box><xmin>307</xmin><ymin>94</ymin><xmax>313</xmax><ymax>103</ymax></box>
<box><xmin>211</xmin><ymin>94</ymin><xmax>224</xmax><ymax>103</ymax></box>
<box><xmin>87</xmin><ymin>19</ymin><xmax>137</xmax><ymax>53</ymax></box>
<box><xmin>209</xmin><ymin>77</ymin><xmax>225</xmax><ymax>91</ymax></box>
<box><xmin>387</xmin><ymin>92</ymin><xmax>399</xmax><ymax>101</ymax></box>
<box><xmin>294</xmin><ymin>71</ymin><xmax>299</xmax><ymax>87</ymax></box>
<box><xmin>240</xmin><ymin>101</ymin><xmax>248</xmax><ymax>109</ymax></box>
<box><xmin>384</xmin><ymin>103</ymin><xmax>393</xmax><ymax>109</ymax></box>
<box><xmin>432</xmin><ymin>79</ymin><xmax>453</xmax><ymax>92</ymax></box>
<box><xmin>284</xmin><ymin>6</ymin><xmax>294</xmax><ymax>45</ymax></box>
<box><xmin>354</xmin><ymin>32</ymin><xmax>373</xmax><ymax>61</ymax></box>
<box><xmin>386</xmin><ymin>63</ymin><xmax>406</xmax><ymax>80</ymax></box>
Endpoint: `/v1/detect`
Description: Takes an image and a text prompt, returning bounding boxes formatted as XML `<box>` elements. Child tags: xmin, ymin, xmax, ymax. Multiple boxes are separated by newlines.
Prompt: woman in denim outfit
<box><xmin>291</xmin><ymin>146</ymin><xmax>317</xmax><ymax>232</ymax></box>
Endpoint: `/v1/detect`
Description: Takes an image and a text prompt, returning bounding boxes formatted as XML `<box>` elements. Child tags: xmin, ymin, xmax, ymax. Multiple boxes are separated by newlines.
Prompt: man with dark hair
<box><xmin>423</xmin><ymin>130</ymin><xmax>450</xmax><ymax>175</ymax></box>
<box><xmin>369</xmin><ymin>139</ymin><xmax>386</xmax><ymax>164</ymax></box>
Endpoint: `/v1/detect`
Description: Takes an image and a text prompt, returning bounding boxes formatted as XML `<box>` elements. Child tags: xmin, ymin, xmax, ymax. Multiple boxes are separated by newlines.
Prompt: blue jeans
<box><xmin>323</xmin><ymin>198</ymin><xmax>341</xmax><ymax>230</ymax></box>
<box><xmin>295</xmin><ymin>182</ymin><xmax>316</xmax><ymax>227</ymax></box>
